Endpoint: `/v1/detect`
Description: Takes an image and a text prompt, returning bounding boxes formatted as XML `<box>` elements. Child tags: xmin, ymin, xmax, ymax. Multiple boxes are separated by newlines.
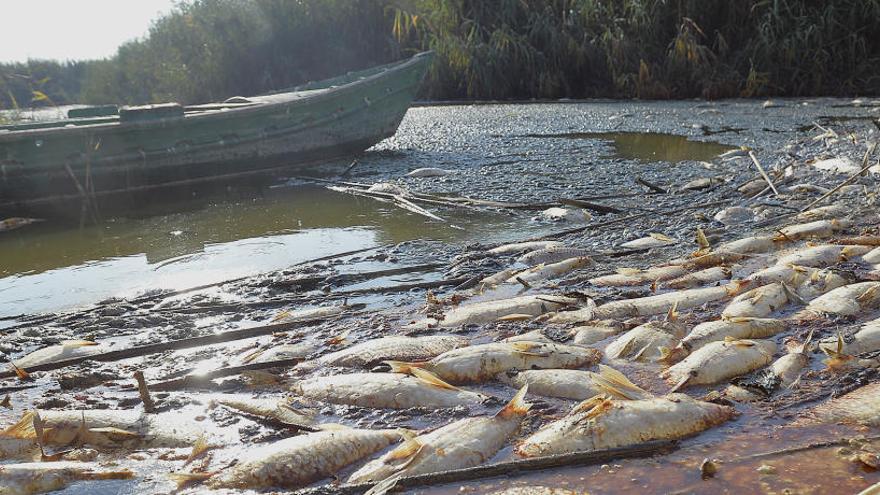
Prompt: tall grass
<box><xmin>1</xmin><ymin>0</ymin><xmax>879</xmax><ymax>108</ymax></box>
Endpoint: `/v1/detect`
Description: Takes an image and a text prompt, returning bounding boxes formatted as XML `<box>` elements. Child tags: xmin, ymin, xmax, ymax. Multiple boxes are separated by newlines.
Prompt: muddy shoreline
<box><xmin>1</xmin><ymin>99</ymin><xmax>880</xmax><ymax>494</ymax></box>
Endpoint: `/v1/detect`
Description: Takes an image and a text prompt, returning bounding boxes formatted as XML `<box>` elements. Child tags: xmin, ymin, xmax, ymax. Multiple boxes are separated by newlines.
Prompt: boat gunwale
<box><xmin>0</xmin><ymin>51</ymin><xmax>433</xmax><ymax>142</ymax></box>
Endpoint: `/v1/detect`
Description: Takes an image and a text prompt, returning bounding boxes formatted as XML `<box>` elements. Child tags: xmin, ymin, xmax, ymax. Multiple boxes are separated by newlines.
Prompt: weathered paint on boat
<box><xmin>0</xmin><ymin>52</ymin><xmax>433</xmax><ymax>217</ymax></box>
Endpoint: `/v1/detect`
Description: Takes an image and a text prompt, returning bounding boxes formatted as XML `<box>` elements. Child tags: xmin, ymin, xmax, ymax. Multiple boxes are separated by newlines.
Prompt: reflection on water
<box><xmin>0</xmin><ymin>184</ymin><xmax>510</xmax><ymax>317</ymax></box>
<box><xmin>525</xmin><ymin>131</ymin><xmax>734</xmax><ymax>163</ymax></box>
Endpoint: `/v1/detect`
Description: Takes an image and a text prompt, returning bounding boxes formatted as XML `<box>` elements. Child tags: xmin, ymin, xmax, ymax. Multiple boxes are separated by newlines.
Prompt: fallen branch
<box><xmin>742</xmin><ymin>434</ymin><xmax>880</xmax><ymax>461</ymax></box>
<box><xmin>748</xmin><ymin>151</ymin><xmax>780</xmax><ymax>197</ymax></box>
<box><xmin>269</xmin><ymin>263</ymin><xmax>445</xmax><ymax>290</ymax></box>
<box><xmin>558</xmin><ymin>198</ymin><xmax>623</xmax><ymax>215</ymax></box>
<box><xmin>0</xmin><ymin>318</ymin><xmax>339</xmax><ymax>379</ymax></box>
<box><xmin>295</xmin><ymin>440</ymin><xmax>677</xmax><ymax>495</ymax></box>
<box><xmin>134</xmin><ymin>371</ymin><xmax>156</xmax><ymax>413</ymax></box>
<box><xmin>636</xmin><ymin>177</ymin><xmax>668</xmax><ymax>194</ymax></box>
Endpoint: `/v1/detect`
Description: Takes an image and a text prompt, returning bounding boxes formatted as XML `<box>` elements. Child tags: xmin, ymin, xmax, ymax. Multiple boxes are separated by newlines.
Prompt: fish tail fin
<box><xmin>592</xmin><ymin>365</ymin><xmax>651</xmax><ymax>400</ymax></box>
<box><xmin>168</xmin><ymin>471</ymin><xmax>214</xmax><ymax>488</ymax></box>
<box><xmin>496</xmin><ymin>385</ymin><xmax>531</xmax><ymax>419</ymax></box>
<box><xmin>658</xmin><ymin>344</ymin><xmax>688</xmax><ymax>364</ymax></box>
<box><xmin>183</xmin><ymin>434</ymin><xmax>210</xmax><ymax>466</ymax></box>
<box><xmin>10</xmin><ymin>363</ymin><xmax>30</xmax><ymax>380</ymax></box>
<box><xmin>271</xmin><ymin>310</ymin><xmax>291</xmax><ymax>322</ymax></box>
<box><xmin>726</xmin><ymin>279</ymin><xmax>751</xmax><ymax>296</ymax></box>
<box><xmin>409</xmin><ymin>367</ymin><xmax>461</xmax><ymax>391</ymax></box>
<box><xmin>799</xmin><ymin>329</ymin><xmax>815</xmax><ymax>354</ymax></box>
<box><xmin>384</xmin><ymin>360</ymin><xmax>427</xmax><ymax>375</ymax></box>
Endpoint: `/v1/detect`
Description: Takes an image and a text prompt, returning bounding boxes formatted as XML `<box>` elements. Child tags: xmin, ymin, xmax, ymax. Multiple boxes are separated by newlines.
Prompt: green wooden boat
<box><xmin>0</xmin><ymin>51</ymin><xmax>433</xmax><ymax>217</ymax></box>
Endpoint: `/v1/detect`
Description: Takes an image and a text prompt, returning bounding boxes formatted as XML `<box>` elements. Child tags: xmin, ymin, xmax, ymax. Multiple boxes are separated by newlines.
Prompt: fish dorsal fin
<box><xmin>316</xmin><ymin>423</ymin><xmax>351</xmax><ymax>431</ymax></box>
<box><xmin>10</xmin><ymin>363</ymin><xmax>30</xmax><ymax>380</ymax></box>
<box><xmin>857</xmin><ymin>284</ymin><xmax>880</xmax><ymax>303</ymax></box>
<box><xmin>591</xmin><ymin>365</ymin><xmax>652</xmax><ymax>400</ymax></box>
<box><xmin>184</xmin><ymin>434</ymin><xmax>210</xmax><ymax>466</ymax></box>
<box><xmin>497</xmin><ymin>313</ymin><xmax>533</xmax><ymax>322</ymax></box>
<box><xmin>384</xmin><ymin>360</ymin><xmax>427</xmax><ymax>375</ymax></box>
<box><xmin>798</xmin><ymin>329</ymin><xmax>815</xmax><ymax>354</ymax></box>
<box><xmin>726</xmin><ymin>316</ymin><xmax>756</xmax><ymax>324</ymax></box>
<box><xmin>724</xmin><ymin>337</ymin><xmax>754</xmax><ymax>347</ymax></box>
<box><xmin>410</xmin><ymin>367</ymin><xmax>461</xmax><ymax>392</ymax></box>
<box><xmin>571</xmin><ymin>395</ymin><xmax>608</xmax><ymax>415</ymax></box>
<box><xmin>666</xmin><ymin>302</ymin><xmax>679</xmax><ymax>322</ymax></box>
<box><xmin>324</xmin><ymin>329</ymin><xmax>351</xmax><ymax>346</ymax></box>
<box><xmin>2</xmin><ymin>410</ymin><xmax>37</xmax><ymax>439</ymax></box>
<box><xmin>696</xmin><ymin>228</ymin><xmax>711</xmax><ymax>251</ymax></box>
<box><xmin>87</xmin><ymin>427</ymin><xmax>143</xmax><ymax>441</ymax></box>
<box><xmin>510</xmin><ymin>341</ymin><xmax>550</xmax><ymax>356</ymax></box>
<box><xmin>496</xmin><ymin>385</ymin><xmax>531</xmax><ymax>419</ymax></box>
<box><xmin>385</xmin><ymin>436</ymin><xmax>424</xmax><ymax>462</ymax></box>
<box><xmin>271</xmin><ymin>310</ymin><xmax>291</xmax><ymax>322</ymax></box>
<box><xmin>61</xmin><ymin>340</ymin><xmax>99</xmax><ymax>349</ymax></box>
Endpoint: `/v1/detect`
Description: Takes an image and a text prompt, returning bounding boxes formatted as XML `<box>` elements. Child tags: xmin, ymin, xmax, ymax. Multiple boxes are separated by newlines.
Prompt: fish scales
<box><xmin>516</xmin><ymin>394</ymin><xmax>734</xmax><ymax>456</ymax></box>
<box><xmin>291</xmin><ymin>372</ymin><xmax>485</xmax><ymax>408</ymax></box>
<box><xmin>207</xmin><ymin>429</ymin><xmax>401</xmax><ymax>489</ymax></box>
<box><xmin>296</xmin><ymin>335</ymin><xmax>467</xmax><ymax>371</ymax></box>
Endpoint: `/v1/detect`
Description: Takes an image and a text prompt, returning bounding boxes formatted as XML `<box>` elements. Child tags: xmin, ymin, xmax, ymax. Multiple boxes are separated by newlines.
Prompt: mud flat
<box><xmin>1</xmin><ymin>99</ymin><xmax>880</xmax><ymax>494</ymax></box>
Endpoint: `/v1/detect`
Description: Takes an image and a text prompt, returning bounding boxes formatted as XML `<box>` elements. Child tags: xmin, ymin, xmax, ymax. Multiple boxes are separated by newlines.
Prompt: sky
<box><xmin>0</xmin><ymin>0</ymin><xmax>178</xmax><ymax>63</ymax></box>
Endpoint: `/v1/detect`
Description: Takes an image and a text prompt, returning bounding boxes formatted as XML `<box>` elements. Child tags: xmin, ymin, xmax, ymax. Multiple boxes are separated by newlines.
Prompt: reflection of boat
<box><xmin>0</xmin><ymin>52</ymin><xmax>433</xmax><ymax>217</ymax></box>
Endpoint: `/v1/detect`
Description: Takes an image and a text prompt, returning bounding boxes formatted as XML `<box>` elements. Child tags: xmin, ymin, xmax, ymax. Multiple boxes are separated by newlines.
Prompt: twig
<box><xmin>799</xmin><ymin>143</ymin><xmax>878</xmax><ymax>212</ymax></box>
<box><xmin>558</xmin><ymin>199</ymin><xmax>623</xmax><ymax>215</ymax></box>
<box><xmin>748</xmin><ymin>151</ymin><xmax>779</xmax><ymax>197</ymax></box>
<box><xmin>148</xmin><ymin>358</ymin><xmax>303</xmax><ymax>391</ymax></box>
<box><xmin>269</xmin><ymin>263</ymin><xmax>445</xmax><ymax>290</ymax></box>
<box><xmin>333</xmin><ymin>277</ymin><xmax>470</xmax><ymax>296</ymax></box>
<box><xmin>340</xmin><ymin>159</ymin><xmax>359</xmax><ymax>177</ymax></box>
<box><xmin>0</xmin><ymin>318</ymin><xmax>338</xmax><ymax>379</ymax></box>
<box><xmin>742</xmin><ymin>434</ymin><xmax>880</xmax><ymax>461</ymax></box>
<box><xmin>636</xmin><ymin>177</ymin><xmax>668</xmax><ymax>194</ymax></box>
<box><xmin>134</xmin><ymin>371</ymin><xmax>156</xmax><ymax>413</ymax></box>
<box><xmin>295</xmin><ymin>440</ymin><xmax>677</xmax><ymax>495</ymax></box>
<box><xmin>0</xmin><ymin>384</ymin><xmax>38</xmax><ymax>394</ymax></box>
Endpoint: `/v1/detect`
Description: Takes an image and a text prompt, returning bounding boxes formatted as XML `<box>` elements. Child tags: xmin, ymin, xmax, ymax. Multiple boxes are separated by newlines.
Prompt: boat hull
<box><xmin>0</xmin><ymin>52</ymin><xmax>432</xmax><ymax>218</ymax></box>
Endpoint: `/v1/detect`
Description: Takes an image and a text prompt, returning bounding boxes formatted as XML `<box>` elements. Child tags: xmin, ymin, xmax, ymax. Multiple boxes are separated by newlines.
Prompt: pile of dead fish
<box><xmin>3</xmin><ymin>212</ymin><xmax>880</xmax><ymax>494</ymax></box>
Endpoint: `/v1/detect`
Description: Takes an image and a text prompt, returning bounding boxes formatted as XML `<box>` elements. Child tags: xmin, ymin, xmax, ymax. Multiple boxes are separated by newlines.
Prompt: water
<box><xmin>522</xmin><ymin>131</ymin><xmax>734</xmax><ymax>162</ymax></box>
<box><xmin>0</xmin><ymin>183</ymin><xmax>511</xmax><ymax>317</ymax></box>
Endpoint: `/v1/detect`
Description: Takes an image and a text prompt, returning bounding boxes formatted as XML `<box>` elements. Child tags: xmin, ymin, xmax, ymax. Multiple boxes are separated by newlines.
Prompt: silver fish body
<box><xmin>296</xmin><ymin>335</ymin><xmax>467</xmax><ymax>371</ymax></box>
<box><xmin>662</xmin><ymin>339</ymin><xmax>776</xmax><ymax>388</ymax></box>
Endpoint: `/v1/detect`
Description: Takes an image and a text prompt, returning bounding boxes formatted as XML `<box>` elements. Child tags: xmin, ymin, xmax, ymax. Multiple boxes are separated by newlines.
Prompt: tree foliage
<box><xmin>1</xmin><ymin>0</ymin><xmax>879</xmax><ymax>109</ymax></box>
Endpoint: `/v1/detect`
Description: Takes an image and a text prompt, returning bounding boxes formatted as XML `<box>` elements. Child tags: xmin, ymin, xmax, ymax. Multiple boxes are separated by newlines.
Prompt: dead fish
<box><xmin>480</xmin><ymin>268</ymin><xmax>525</xmax><ymax>287</ymax></box>
<box><xmin>605</xmin><ymin>320</ymin><xmax>685</xmax><ymax>362</ymax></box>
<box><xmin>773</xmin><ymin>219</ymin><xmax>850</xmax><ymax>242</ymax></box>
<box><xmin>746</xmin><ymin>264</ymin><xmax>816</xmax><ymax>287</ymax></box>
<box><xmin>664</xmin><ymin>266</ymin><xmax>732</xmax><ymax>289</ymax></box>
<box><xmin>595</xmin><ymin>284</ymin><xmax>737</xmax><ymax>319</ymax></box>
<box><xmin>0</xmin><ymin>409</ymin><xmax>215</xmax><ymax>459</ymax></box>
<box><xmin>713</xmin><ymin>206</ymin><xmax>755</xmax><ymax>226</ymax></box>
<box><xmin>516</xmin><ymin>374</ymin><xmax>734</xmax><ymax>456</ymax></box>
<box><xmin>216</xmin><ymin>398</ymin><xmax>315</xmax><ymax>428</ymax></box>
<box><xmin>408</xmin><ymin>295</ymin><xmax>580</xmax><ymax>328</ymax></box>
<box><xmin>801</xmin><ymin>382</ymin><xmax>880</xmax><ymax>426</ymax></box>
<box><xmin>794</xmin><ymin>267</ymin><xmax>852</xmax><ymax>300</ymax></box>
<box><xmin>721</xmin><ymin>283</ymin><xmax>789</xmax><ymax>318</ymax></box>
<box><xmin>544</xmin><ymin>299</ymin><xmax>597</xmax><ymax>324</ymax></box>
<box><xmin>295</xmin><ymin>335</ymin><xmax>467</xmax><ymax>371</ymax></box>
<box><xmin>589</xmin><ymin>265</ymin><xmax>688</xmax><ymax>287</ymax></box>
<box><xmin>290</xmin><ymin>370</ymin><xmax>486</xmax><ymax>409</ymax></box>
<box><xmin>863</xmin><ymin>247</ymin><xmax>880</xmax><ymax>264</ymax></box>
<box><xmin>517</xmin><ymin>247</ymin><xmax>592</xmax><ymax>266</ymax></box>
<box><xmin>176</xmin><ymin>428</ymin><xmax>404</xmax><ymax>489</ymax></box>
<box><xmin>0</xmin><ymin>461</ymin><xmax>132</xmax><ymax>495</ymax></box>
<box><xmin>856</xmin><ymin>481</ymin><xmax>880</xmax><ymax>495</ymax></box>
<box><xmin>666</xmin><ymin>318</ymin><xmax>785</xmax><ymax>363</ymax></box>
<box><xmin>488</xmin><ymin>487</ymin><xmax>577</xmax><ymax>495</ymax></box>
<box><xmin>796</xmin><ymin>205</ymin><xmax>848</xmax><ymax>221</ymax></box>
<box><xmin>619</xmin><ymin>233</ymin><xmax>676</xmax><ymax>250</ymax></box>
<box><xmin>405</xmin><ymin>167</ymin><xmax>452</xmax><ymax>177</ymax></box>
<box><xmin>272</xmin><ymin>304</ymin><xmax>350</xmax><ymax>324</ymax></box>
<box><xmin>681</xmin><ymin>177</ymin><xmax>723</xmax><ymax>190</ymax></box>
<box><xmin>503</xmin><ymin>329</ymin><xmax>553</xmax><ymax>343</ymax></box>
<box><xmin>12</xmin><ymin>341</ymin><xmax>103</xmax><ymax>370</ymax></box>
<box><xmin>570</xmin><ymin>321</ymin><xmax>627</xmax><ymax>346</ymax></box>
<box><xmin>818</xmin><ymin>317</ymin><xmax>880</xmax><ymax>355</ymax></box>
<box><xmin>671</xmin><ymin>252</ymin><xmax>750</xmax><ymax>270</ymax></box>
<box><xmin>802</xmin><ymin>282</ymin><xmax>880</xmax><ymax>317</ymax></box>
<box><xmin>768</xmin><ymin>332</ymin><xmax>813</xmax><ymax>388</ymax></box>
<box><xmin>775</xmin><ymin>244</ymin><xmax>870</xmax><ymax>267</ymax></box>
<box><xmin>242</xmin><ymin>342</ymin><xmax>318</xmax><ymax>364</ymax></box>
<box><xmin>715</xmin><ymin>236</ymin><xmax>776</xmax><ymax>254</ymax></box>
<box><xmin>0</xmin><ymin>217</ymin><xmax>43</xmax><ymax>233</ymax></box>
<box><xmin>487</xmin><ymin>241</ymin><xmax>564</xmax><ymax>256</ymax></box>
<box><xmin>540</xmin><ymin>207</ymin><xmax>591</xmax><ymax>222</ymax></box>
<box><xmin>662</xmin><ymin>339</ymin><xmax>776</xmax><ymax>390</ymax></box>
<box><xmin>347</xmin><ymin>386</ymin><xmax>530</xmax><ymax>483</ymax></box>
<box><xmin>788</xmin><ymin>183</ymin><xmax>831</xmax><ymax>195</ymax></box>
<box><xmin>497</xmin><ymin>366</ymin><xmax>644</xmax><ymax>401</ymax></box>
<box><xmin>386</xmin><ymin>341</ymin><xmax>601</xmax><ymax>384</ymax></box>
<box><xmin>506</xmin><ymin>256</ymin><xmax>593</xmax><ymax>284</ymax></box>
<box><xmin>367</xmin><ymin>182</ymin><xmax>409</xmax><ymax>194</ymax></box>
<box><xmin>832</xmin><ymin>236</ymin><xmax>880</xmax><ymax>248</ymax></box>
